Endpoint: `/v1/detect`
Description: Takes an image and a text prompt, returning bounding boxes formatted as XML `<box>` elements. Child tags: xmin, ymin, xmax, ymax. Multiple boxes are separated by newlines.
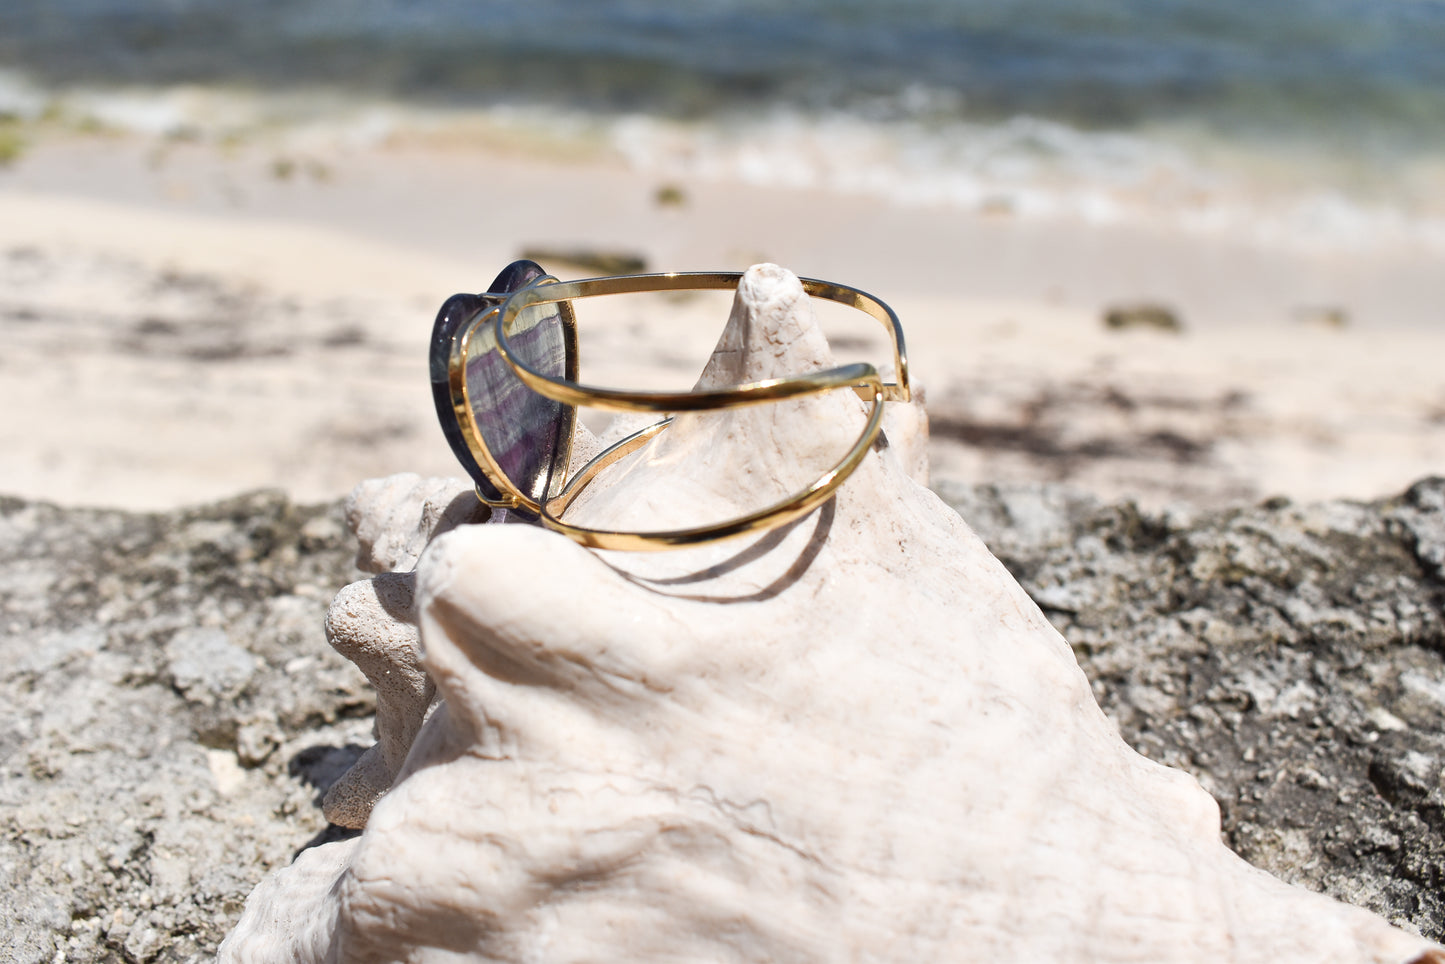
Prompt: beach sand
<box><xmin>2</xmin><ymin>128</ymin><xmax>1442</xmax><ymax>511</ymax></box>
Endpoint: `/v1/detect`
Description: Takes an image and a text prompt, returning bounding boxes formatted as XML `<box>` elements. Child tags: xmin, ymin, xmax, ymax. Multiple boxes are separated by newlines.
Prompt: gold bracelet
<box><xmin>429</xmin><ymin>262</ymin><xmax>910</xmax><ymax>551</ymax></box>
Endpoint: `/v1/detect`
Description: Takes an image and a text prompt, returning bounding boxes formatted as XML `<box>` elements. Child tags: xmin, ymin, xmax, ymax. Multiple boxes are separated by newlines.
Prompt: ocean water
<box><xmin>2</xmin><ymin>0</ymin><xmax>1443</xmax><ymax>247</ymax></box>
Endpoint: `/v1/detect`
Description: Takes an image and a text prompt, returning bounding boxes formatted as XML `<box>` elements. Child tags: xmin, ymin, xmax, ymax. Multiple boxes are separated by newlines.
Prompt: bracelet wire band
<box><xmin>441</xmin><ymin>269</ymin><xmax>910</xmax><ymax>550</ymax></box>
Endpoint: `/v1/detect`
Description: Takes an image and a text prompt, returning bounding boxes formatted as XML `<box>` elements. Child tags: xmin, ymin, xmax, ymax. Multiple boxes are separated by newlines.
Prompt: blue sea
<box><xmin>2</xmin><ymin>0</ymin><xmax>1443</xmax><ymax>245</ymax></box>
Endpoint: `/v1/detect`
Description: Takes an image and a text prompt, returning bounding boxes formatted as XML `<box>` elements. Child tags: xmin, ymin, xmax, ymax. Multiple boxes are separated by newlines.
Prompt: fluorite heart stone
<box><xmin>429</xmin><ymin>261</ymin><xmax>574</xmax><ymax>509</ymax></box>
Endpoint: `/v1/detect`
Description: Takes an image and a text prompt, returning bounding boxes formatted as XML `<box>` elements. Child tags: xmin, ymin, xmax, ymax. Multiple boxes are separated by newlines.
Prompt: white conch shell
<box><xmin>221</xmin><ymin>264</ymin><xmax>1444</xmax><ymax>963</ymax></box>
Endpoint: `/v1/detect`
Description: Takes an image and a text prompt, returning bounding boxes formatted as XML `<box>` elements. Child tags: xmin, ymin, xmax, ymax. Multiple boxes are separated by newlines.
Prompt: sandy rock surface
<box><xmin>3</xmin><ymin>479</ymin><xmax>1445</xmax><ymax>959</ymax></box>
<box><xmin>0</xmin><ymin>492</ymin><xmax>370</xmax><ymax>964</ymax></box>
<box><xmin>941</xmin><ymin>476</ymin><xmax>1445</xmax><ymax>936</ymax></box>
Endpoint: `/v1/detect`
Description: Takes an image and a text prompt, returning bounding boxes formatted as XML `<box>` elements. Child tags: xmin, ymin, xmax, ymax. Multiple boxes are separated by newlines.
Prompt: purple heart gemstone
<box><xmin>462</xmin><ymin>296</ymin><xmax>572</xmax><ymax>506</ymax></box>
<box><xmin>430</xmin><ymin>261</ymin><xmax>574</xmax><ymax>509</ymax></box>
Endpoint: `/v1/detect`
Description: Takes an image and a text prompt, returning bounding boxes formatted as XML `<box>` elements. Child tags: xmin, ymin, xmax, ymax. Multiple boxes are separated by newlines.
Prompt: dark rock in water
<box><xmin>1295</xmin><ymin>304</ymin><xmax>1351</xmax><ymax>329</ymax></box>
<box><xmin>518</xmin><ymin>246</ymin><xmax>648</xmax><ymax>276</ymax></box>
<box><xmin>3</xmin><ymin>480</ymin><xmax>1444</xmax><ymax>958</ymax></box>
<box><xmin>1103</xmin><ymin>302</ymin><xmax>1184</xmax><ymax>332</ymax></box>
<box><xmin>654</xmin><ymin>183</ymin><xmax>688</xmax><ymax>207</ymax></box>
<box><xmin>938</xmin><ymin>476</ymin><xmax>1445</xmax><ymax>940</ymax></box>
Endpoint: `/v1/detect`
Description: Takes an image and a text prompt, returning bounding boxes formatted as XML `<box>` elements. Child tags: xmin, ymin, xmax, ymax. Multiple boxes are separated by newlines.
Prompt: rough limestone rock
<box><xmin>219</xmin><ymin>265</ymin><xmax>1443</xmax><ymax>962</ymax></box>
<box><xmin>0</xmin><ymin>491</ymin><xmax>371</xmax><ymax>964</ymax></box>
<box><xmin>2</xmin><ymin>483</ymin><xmax>1444</xmax><ymax>959</ymax></box>
<box><xmin>940</xmin><ymin>477</ymin><xmax>1445</xmax><ymax>938</ymax></box>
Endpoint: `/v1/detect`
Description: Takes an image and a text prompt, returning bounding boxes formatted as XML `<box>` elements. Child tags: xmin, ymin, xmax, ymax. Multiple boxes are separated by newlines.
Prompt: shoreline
<box><xmin>7</xmin><ymin>131</ymin><xmax>1444</xmax><ymax>325</ymax></box>
<box><xmin>2</xmin><ymin>129</ymin><xmax>1442</xmax><ymax>512</ymax></box>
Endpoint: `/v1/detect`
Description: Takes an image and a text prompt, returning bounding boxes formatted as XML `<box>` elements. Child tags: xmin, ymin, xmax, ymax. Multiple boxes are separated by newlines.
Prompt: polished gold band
<box><xmin>496</xmin><ymin>272</ymin><xmax>910</xmax><ymax>410</ymax></box>
<box><xmin>454</xmin><ymin>270</ymin><xmax>909</xmax><ymax>550</ymax></box>
<box><xmin>539</xmin><ymin>379</ymin><xmax>887</xmax><ymax>551</ymax></box>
